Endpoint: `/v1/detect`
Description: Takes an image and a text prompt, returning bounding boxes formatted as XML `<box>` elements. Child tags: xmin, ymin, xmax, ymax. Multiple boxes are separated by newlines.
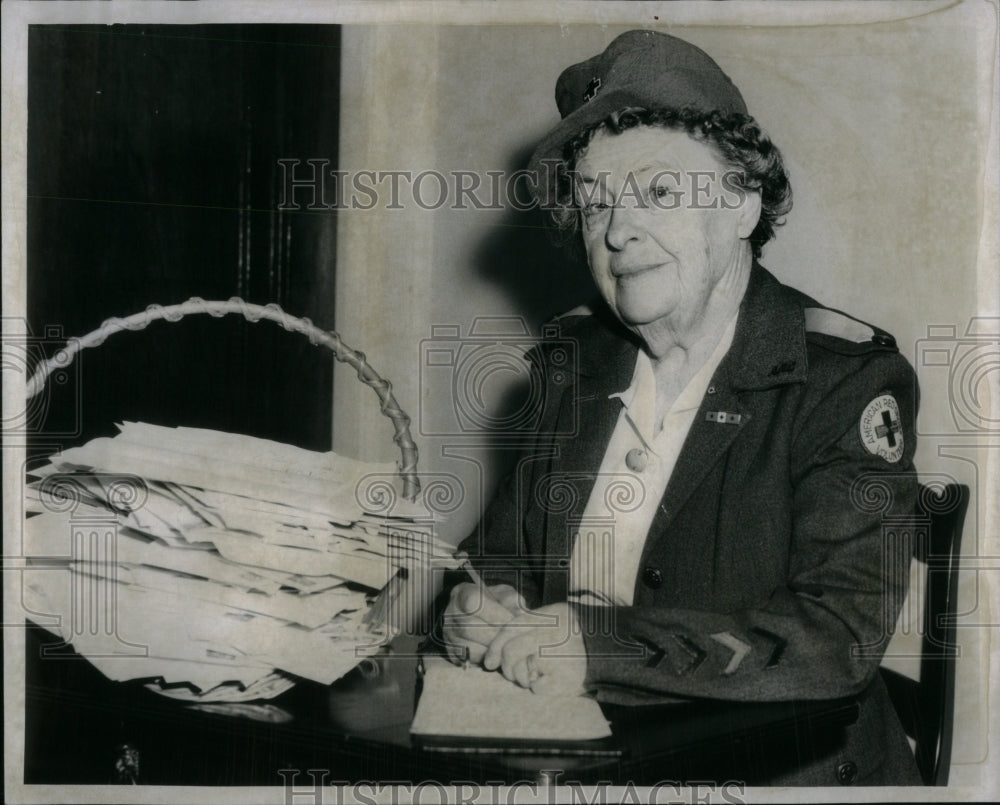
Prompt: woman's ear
<box><xmin>737</xmin><ymin>189</ymin><xmax>763</xmax><ymax>241</ymax></box>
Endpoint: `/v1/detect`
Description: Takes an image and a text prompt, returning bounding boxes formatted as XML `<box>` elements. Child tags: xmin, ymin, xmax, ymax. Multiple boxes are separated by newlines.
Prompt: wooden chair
<box><xmin>880</xmin><ymin>482</ymin><xmax>969</xmax><ymax>786</ymax></box>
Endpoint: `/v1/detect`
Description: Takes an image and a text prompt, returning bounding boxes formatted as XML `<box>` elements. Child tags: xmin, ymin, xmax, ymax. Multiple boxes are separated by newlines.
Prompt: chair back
<box><xmin>881</xmin><ymin>482</ymin><xmax>969</xmax><ymax>785</ymax></box>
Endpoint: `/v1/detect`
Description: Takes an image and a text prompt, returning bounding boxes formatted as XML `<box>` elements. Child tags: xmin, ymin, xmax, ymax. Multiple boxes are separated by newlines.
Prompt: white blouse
<box><xmin>568</xmin><ymin>316</ymin><xmax>738</xmax><ymax>606</ymax></box>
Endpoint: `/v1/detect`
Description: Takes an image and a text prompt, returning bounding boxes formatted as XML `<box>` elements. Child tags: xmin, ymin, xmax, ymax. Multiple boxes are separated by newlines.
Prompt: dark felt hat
<box><xmin>528</xmin><ymin>30</ymin><xmax>747</xmax><ymax>207</ymax></box>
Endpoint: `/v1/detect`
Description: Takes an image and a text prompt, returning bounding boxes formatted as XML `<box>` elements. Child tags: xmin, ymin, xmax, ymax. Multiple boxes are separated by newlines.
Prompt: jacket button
<box><xmin>836</xmin><ymin>761</ymin><xmax>858</xmax><ymax>785</ymax></box>
<box><xmin>625</xmin><ymin>448</ymin><xmax>648</xmax><ymax>473</ymax></box>
<box><xmin>871</xmin><ymin>333</ymin><xmax>895</xmax><ymax>347</ymax></box>
<box><xmin>642</xmin><ymin>566</ymin><xmax>663</xmax><ymax>589</ymax></box>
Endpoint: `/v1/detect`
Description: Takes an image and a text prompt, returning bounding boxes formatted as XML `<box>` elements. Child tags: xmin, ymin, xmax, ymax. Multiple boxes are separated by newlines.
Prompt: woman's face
<box><xmin>573</xmin><ymin>125</ymin><xmax>760</xmax><ymax>333</ymax></box>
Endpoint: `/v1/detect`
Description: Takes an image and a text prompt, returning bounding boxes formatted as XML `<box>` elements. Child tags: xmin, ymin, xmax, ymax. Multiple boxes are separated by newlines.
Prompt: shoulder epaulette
<box><xmin>804</xmin><ymin>307</ymin><xmax>897</xmax><ymax>353</ymax></box>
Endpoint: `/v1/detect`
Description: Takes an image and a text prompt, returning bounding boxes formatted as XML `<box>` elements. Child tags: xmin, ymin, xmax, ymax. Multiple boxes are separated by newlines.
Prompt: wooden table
<box><xmin>23</xmin><ymin>625</ymin><xmax>858</xmax><ymax>786</ymax></box>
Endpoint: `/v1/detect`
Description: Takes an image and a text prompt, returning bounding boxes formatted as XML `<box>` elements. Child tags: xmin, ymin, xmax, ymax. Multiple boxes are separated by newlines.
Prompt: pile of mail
<box><xmin>23</xmin><ymin>422</ymin><xmax>453</xmax><ymax>701</ymax></box>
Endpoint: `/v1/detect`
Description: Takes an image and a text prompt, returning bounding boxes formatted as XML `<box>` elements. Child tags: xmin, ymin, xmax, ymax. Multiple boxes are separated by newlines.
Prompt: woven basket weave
<box><xmin>25</xmin><ymin>297</ymin><xmax>422</xmax><ymax>701</ymax></box>
<box><xmin>26</xmin><ymin>296</ymin><xmax>420</xmax><ymax>499</ymax></box>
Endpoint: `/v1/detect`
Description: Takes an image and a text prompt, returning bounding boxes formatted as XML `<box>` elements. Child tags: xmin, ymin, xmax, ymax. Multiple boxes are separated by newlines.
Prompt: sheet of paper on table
<box><xmin>410</xmin><ymin>656</ymin><xmax>612</xmax><ymax>741</ymax></box>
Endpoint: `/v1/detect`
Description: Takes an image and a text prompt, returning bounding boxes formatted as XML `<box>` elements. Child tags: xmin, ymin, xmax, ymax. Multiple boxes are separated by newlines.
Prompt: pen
<box><xmin>454</xmin><ymin>551</ymin><xmax>496</xmax><ymax>671</ymax></box>
<box><xmin>454</xmin><ymin>550</ymin><xmax>487</xmax><ymax>588</ymax></box>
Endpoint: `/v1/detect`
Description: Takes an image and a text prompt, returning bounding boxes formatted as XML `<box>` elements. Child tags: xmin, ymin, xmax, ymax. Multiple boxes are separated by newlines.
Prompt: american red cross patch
<box><xmin>859</xmin><ymin>394</ymin><xmax>904</xmax><ymax>463</ymax></box>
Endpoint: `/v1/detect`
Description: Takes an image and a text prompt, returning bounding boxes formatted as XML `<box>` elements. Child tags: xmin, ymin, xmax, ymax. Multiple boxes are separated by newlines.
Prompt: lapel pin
<box><xmin>705</xmin><ymin>411</ymin><xmax>742</xmax><ymax>425</ymax></box>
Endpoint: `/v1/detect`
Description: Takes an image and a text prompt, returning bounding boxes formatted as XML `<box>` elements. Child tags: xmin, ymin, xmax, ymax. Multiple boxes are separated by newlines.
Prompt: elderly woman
<box><xmin>442</xmin><ymin>30</ymin><xmax>920</xmax><ymax>785</ymax></box>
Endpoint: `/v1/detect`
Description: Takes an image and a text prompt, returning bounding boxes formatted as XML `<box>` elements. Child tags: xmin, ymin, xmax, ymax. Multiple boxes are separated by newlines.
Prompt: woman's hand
<box><xmin>441</xmin><ymin>582</ymin><xmax>525</xmax><ymax>666</ymax></box>
<box><xmin>482</xmin><ymin>602</ymin><xmax>587</xmax><ymax>696</ymax></box>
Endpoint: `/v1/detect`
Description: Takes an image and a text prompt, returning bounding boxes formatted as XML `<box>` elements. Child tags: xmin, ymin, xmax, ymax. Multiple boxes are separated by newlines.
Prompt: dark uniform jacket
<box><xmin>458</xmin><ymin>263</ymin><xmax>922</xmax><ymax>785</ymax></box>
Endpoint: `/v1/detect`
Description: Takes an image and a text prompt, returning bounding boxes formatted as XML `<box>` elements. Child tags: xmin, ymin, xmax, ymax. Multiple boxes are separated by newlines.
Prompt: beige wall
<box><xmin>334</xmin><ymin>11</ymin><xmax>994</xmax><ymax>785</ymax></box>
<box><xmin>335</xmin><ymin>17</ymin><xmax>985</xmax><ymax>512</ymax></box>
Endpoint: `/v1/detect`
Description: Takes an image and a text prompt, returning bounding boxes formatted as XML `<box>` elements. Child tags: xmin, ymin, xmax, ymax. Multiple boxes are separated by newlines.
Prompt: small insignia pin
<box><xmin>706</xmin><ymin>411</ymin><xmax>742</xmax><ymax>425</ymax></box>
<box><xmin>583</xmin><ymin>77</ymin><xmax>602</xmax><ymax>102</ymax></box>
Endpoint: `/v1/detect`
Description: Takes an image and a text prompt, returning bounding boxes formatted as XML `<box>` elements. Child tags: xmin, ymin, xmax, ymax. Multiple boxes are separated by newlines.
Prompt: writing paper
<box><xmin>410</xmin><ymin>656</ymin><xmax>612</xmax><ymax>742</ymax></box>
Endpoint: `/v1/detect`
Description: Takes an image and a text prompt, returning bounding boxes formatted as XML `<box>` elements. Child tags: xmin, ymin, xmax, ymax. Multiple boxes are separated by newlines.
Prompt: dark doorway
<box><xmin>27</xmin><ymin>24</ymin><xmax>341</xmax><ymax>454</ymax></box>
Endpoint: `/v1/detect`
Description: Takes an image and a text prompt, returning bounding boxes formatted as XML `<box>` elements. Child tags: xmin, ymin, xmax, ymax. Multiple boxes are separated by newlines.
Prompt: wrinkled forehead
<box><xmin>573</xmin><ymin>125</ymin><xmax>729</xmax><ymax>184</ymax></box>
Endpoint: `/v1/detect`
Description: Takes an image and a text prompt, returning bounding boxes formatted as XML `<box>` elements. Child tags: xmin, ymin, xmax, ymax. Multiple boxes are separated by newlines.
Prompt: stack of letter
<box><xmin>22</xmin><ymin>422</ymin><xmax>452</xmax><ymax>701</ymax></box>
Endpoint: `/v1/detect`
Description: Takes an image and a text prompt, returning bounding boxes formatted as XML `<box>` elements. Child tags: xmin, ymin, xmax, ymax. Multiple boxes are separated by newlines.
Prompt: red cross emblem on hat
<box><xmin>583</xmin><ymin>77</ymin><xmax>602</xmax><ymax>102</ymax></box>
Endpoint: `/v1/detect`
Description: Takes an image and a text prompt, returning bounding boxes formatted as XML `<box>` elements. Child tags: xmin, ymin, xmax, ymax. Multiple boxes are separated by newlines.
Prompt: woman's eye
<box><xmin>581</xmin><ymin>202</ymin><xmax>611</xmax><ymax>217</ymax></box>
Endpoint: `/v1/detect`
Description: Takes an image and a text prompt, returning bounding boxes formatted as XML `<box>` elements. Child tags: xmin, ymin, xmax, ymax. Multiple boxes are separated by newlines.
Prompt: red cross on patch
<box><xmin>859</xmin><ymin>394</ymin><xmax>904</xmax><ymax>463</ymax></box>
<box><xmin>875</xmin><ymin>409</ymin><xmax>901</xmax><ymax>447</ymax></box>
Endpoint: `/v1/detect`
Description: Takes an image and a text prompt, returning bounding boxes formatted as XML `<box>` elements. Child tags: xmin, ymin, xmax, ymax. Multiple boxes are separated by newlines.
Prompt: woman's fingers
<box><xmin>484</xmin><ymin>626</ymin><xmax>533</xmax><ymax>673</ymax></box>
<box><xmin>443</xmin><ymin>583</ymin><xmax>521</xmax><ymax>666</ymax></box>
<box><xmin>445</xmin><ymin>640</ymin><xmax>487</xmax><ymax>665</ymax></box>
<box><xmin>490</xmin><ymin>584</ymin><xmax>528</xmax><ymax>615</ymax></box>
<box><xmin>449</xmin><ymin>615</ymin><xmax>501</xmax><ymax>645</ymax></box>
<box><xmin>449</xmin><ymin>583</ymin><xmax>518</xmax><ymax>624</ymax></box>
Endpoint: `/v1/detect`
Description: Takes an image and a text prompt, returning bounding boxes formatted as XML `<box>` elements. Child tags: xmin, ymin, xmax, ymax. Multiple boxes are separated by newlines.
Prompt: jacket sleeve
<box><xmin>454</xmin><ymin>461</ymin><xmax>544</xmax><ymax>607</ymax></box>
<box><xmin>579</xmin><ymin>350</ymin><xmax>919</xmax><ymax>704</ymax></box>
<box><xmin>454</xmin><ymin>339</ymin><xmax>571</xmax><ymax>609</ymax></box>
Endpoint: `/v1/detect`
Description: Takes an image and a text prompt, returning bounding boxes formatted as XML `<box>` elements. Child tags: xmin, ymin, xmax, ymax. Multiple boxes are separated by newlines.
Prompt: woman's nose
<box><xmin>604</xmin><ymin>201</ymin><xmax>644</xmax><ymax>251</ymax></box>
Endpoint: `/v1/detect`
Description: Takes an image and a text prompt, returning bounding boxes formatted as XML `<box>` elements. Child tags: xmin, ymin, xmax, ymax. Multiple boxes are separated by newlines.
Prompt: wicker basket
<box><xmin>25</xmin><ymin>297</ymin><xmax>423</xmax><ymax>701</ymax></box>
<box><xmin>26</xmin><ymin>297</ymin><xmax>419</xmax><ymax>497</ymax></box>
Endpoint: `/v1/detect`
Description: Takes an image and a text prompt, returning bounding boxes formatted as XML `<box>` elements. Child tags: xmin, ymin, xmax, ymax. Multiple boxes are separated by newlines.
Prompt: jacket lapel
<box><xmin>651</xmin><ymin>367</ymin><xmax>748</xmax><ymax>537</ymax></box>
<box><xmin>539</xmin><ymin>317</ymin><xmax>637</xmax><ymax>604</ymax></box>
<box><xmin>538</xmin><ymin>265</ymin><xmax>809</xmax><ymax>603</ymax></box>
<box><xmin>641</xmin><ymin>264</ymin><xmax>809</xmax><ymax>549</ymax></box>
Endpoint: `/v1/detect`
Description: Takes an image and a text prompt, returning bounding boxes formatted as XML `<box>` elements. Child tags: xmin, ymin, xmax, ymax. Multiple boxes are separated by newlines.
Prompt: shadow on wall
<box><xmin>460</xmin><ymin>143</ymin><xmax>604</xmax><ymax>479</ymax></box>
<box><xmin>470</xmin><ymin>142</ymin><xmax>598</xmax><ymax>331</ymax></box>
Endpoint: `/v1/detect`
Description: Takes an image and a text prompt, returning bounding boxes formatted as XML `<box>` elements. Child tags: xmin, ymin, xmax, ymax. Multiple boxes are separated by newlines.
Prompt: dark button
<box><xmin>837</xmin><ymin>761</ymin><xmax>858</xmax><ymax>785</ymax></box>
<box><xmin>642</xmin><ymin>566</ymin><xmax>663</xmax><ymax>589</ymax></box>
<box><xmin>871</xmin><ymin>333</ymin><xmax>896</xmax><ymax>347</ymax></box>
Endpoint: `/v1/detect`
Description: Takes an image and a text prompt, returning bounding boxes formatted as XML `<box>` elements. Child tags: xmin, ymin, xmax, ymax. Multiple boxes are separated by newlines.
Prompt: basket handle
<box><xmin>25</xmin><ymin>297</ymin><xmax>420</xmax><ymax>501</ymax></box>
